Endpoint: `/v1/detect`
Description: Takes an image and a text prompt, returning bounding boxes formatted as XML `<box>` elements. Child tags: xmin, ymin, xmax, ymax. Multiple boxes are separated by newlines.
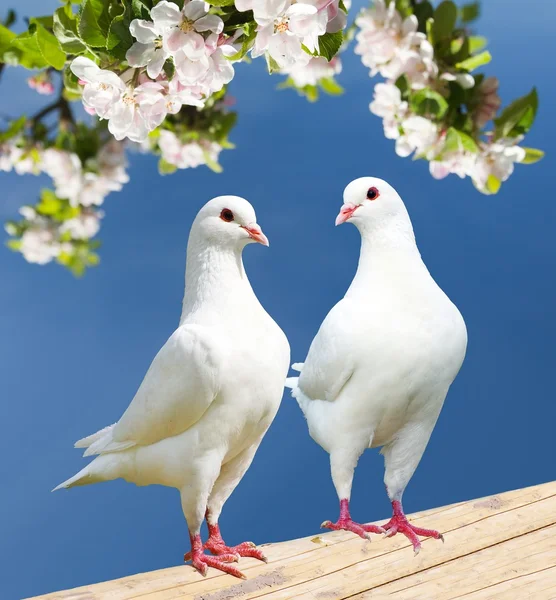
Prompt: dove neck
<box><xmin>349</xmin><ymin>220</ymin><xmax>425</xmax><ymax>288</ymax></box>
<box><xmin>180</xmin><ymin>240</ymin><xmax>253</xmax><ymax>321</ymax></box>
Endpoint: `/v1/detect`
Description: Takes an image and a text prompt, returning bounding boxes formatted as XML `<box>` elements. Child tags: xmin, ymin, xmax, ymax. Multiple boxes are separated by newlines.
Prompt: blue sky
<box><xmin>1</xmin><ymin>0</ymin><xmax>555</xmax><ymax>598</ymax></box>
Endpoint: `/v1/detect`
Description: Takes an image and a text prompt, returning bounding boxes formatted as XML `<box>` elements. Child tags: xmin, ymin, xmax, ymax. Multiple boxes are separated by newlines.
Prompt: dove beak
<box><xmin>242</xmin><ymin>223</ymin><xmax>269</xmax><ymax>246</ymax></box>
<box><xmin>335</xmin><ymin>203</ymin><xmax>361</xmax><ymax>226</ymax></box>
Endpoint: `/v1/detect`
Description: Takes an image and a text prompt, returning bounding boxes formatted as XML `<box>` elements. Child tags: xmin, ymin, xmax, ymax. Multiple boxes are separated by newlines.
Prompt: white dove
<box><xmin>286</xmin><ymin>177</ymin><xmax>467</xmax><ymax>553</ymax></box>
<box><xmin>54</xmin><ymin>196</ymin><xmax>290</xmax><ymax>578</ymax></box>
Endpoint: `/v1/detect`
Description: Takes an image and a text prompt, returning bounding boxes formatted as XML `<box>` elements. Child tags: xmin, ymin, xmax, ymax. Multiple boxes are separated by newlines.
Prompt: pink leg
<box><xmin>321</xmin><ymin>499</ymin><xmax>385</xmax><ymax>540</ymax></box>
<box><xmin>382</xmin><ymin>500</ymin><xmax>444</xmax><ymax>555</ymax></box>
<box><xmin>186</xmin><ymin>532</ymin><xmax>245</xmax><ymax>579</ymax></box>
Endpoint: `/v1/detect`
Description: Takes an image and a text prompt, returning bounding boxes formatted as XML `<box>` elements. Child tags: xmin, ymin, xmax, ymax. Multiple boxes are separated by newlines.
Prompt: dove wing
<box><xmin>92</xmin><ymin>325</ymin><xmax>223</xmax><ymax>454</ymax></box>
<box><xmin>298</xmin><ymin>300</ymin><xmax>356</xmax><ymax>403</ymax></box>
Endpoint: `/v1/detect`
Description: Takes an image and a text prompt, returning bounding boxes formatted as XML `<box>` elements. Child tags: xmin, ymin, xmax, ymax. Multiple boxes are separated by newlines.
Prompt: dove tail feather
<box><xmin>52</xmin><ymin>454</ymin><xmax>124</xmax><ymax>492</ymax></box>
<box><xmin>74</xmin><ymin>423</ymin><xmax>116</xmax><ymax>449</ymax></box>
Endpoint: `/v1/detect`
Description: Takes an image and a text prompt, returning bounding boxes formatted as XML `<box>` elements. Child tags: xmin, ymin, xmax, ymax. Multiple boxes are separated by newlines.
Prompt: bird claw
<box><xmin>188</xmin><ymin>551</ymin><xmax>246</xmax><ymax>579</ymax></box>
<box><xmin>206</xmin><ymin>539</ymin><xmax>267</xmax><ymax>563</ymax></box>
<box><xmin>382</xmin><ymin>514</ymin><xmax>443</xmax><ymax>554</ymax></box>
<box><xmin>321</xmin><ymin>518</ymin><xmax>382</xmax><ymax>541</ymax></box>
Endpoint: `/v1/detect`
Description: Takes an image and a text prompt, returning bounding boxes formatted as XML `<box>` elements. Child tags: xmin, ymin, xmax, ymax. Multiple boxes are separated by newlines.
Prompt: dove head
<box><xmin>336</xmin><ymin>177</ymin><xmax>411</xmax><ymax>235</ymax></box>
<box><xmin>192</xmin><ymin>195</ymin><xmax>269</xmax><ymax>250</ymax></box>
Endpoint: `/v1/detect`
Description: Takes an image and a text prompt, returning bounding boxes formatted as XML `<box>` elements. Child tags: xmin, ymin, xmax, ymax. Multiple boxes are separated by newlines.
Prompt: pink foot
<box><xmin>321</xmin><ymin>499</ymin><xmax>385</xmax><ymax>540</ymax></box>
<box><xmin>382</xmin><ymin>500</ymin><xmax>444</xmax><ymax>555</ymax></box>
<box><xmin>205</xmin><ymin>522</ymin><xmax>267</xmax><ymax>562</ymax></box>
<box><xmin>186</xmin><ymin>533</ymin><xmax>245</xmax><ymax>579</ymax></box>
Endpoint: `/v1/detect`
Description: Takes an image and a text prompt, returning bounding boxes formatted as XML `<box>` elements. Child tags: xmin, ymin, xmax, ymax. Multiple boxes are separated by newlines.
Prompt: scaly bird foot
<box><xmin>321</xmin><ymin>517</ymin><xmax>385</xmax><ymax>540</ymax></box>
<box><xmin>186</xmin><ymin>532</ymin><xmax>245</xmax><ymax>579</ymax></box>
<box><xmin>206</xmin><ymin>538</ymin><xmax>267</xmax><ymax>562</ymax></box>
<box><xmin>382</xmin><ymin>501</ymin><xmax>444</xmax><ymax>555</ymax></box>
<box><xmin>321</xmin><ymin>499</ymin><xmax>385</xmax><ymax>540</ymax></box>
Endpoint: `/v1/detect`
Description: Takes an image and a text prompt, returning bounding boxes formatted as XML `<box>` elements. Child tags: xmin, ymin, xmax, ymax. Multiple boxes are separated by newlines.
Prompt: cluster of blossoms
<box><xmin>9</xmin><ymin>204</ymin><xmax>102</xmax><ymax>265</ymax></box>
<box><xmin>237</xmin><ymin>0</ymin><xmax>345</xmax><ymax>69</ymax></box>
<box><xmin>27</xmin><ymin>71</ymin><xmax>55</xmax><ymax>96</ymax></box>
<box><xmin>42</xmin><ymin>140</ymin><xmax>129</xmax><ymax>208</ymax></box>
<box><xmin>157</xmin><ymin>130</ymin><xmax>223</xmax><ymax>170</ymax></box>
<box><xmin>71</xmin><ymin>0</ymin><xmax>236</xmax><ymax>143</ymax></box>
<box><xmin>2</xmin><ymin>135</ymin><xmax>127</xmax><ymax>267</ymax></box>
<box><xmin>355</xmin><ymin>0</ymin><xmax>439</xmax><ymax>90</ymax></box>
<box><xmin>355</xmin><ymin>0</ymin><xmax>538</xmax><ymax>194</ymax></box>
<box><xmin>283</xmin><ymin>55</ymin><xmax>342</xmax><ymax>88</ymax></box>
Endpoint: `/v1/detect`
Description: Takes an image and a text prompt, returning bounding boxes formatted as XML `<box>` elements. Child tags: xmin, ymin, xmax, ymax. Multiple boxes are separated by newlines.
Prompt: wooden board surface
<box><xmin>28</xmin><ymin>481</ymin><xmax>556</xmax><ymax>600</ymax></box>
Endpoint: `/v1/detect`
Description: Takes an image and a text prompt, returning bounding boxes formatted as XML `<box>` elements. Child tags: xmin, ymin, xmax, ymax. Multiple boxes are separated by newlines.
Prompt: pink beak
<box><xmin>242</xmin><ymin>223</ymin><xmax>269</xmax><ymax>246</ymax></box>
<box><xmin>335</xmin><ymin>203</ymin><xmax>360</xmax><ymax>226</ymax></box>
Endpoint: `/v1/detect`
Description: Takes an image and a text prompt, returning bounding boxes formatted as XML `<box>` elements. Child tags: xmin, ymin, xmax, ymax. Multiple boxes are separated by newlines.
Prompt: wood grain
<box><xmin>28</xmin><ymin>481</ymin><xmax>556</xmax><ymax>600</ymax></box>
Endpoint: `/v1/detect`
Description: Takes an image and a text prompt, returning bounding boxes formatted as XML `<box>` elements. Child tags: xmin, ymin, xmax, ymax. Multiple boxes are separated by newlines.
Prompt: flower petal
<box><xmin>129</xmin><ymin>19</ymin><xmax>158</xmax><ymax>43</ymax></box>
<box><xmin>195</xmin><ymin>14</ymin><xmax>224</xmax><ymax>34</ymax></box>
<box><xmin>183</xmin><ymin>0</ymin><xmax>207</xmax><ymax>21</ymax></box>
<box><xmin>126</xmin><ymin>42</ymin><xmax>155</xmax><ymax>67</ymax></box>
<box><xmin>151</xmin><ymin>0</ymin><xmax>183</xmax><ymax>28</ymax></box>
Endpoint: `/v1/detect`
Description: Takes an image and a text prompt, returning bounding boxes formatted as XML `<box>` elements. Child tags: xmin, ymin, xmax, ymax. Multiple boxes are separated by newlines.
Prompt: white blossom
<box><xmin>20</xmin><ymin>224</ymin><xmax>61</xmax><ymax>264</ymax></box>
<box><xmin>284</xmin><ymin>55</ymin><xmax>342</xmax><ymax>87</ymax></box>
<box><xmin>61</xmin><ymin>210</ymin><xmax>103</xmax><ymax>239</ymax></box>
<box><xmin>369</xmin><ymin>82</ymin><xmax>407</xmax><ymax>139</ymax></box>
<box><xmin>158</xmin><ymin>130</ymin><xmax>222</xmax><ymax>169</ymax></box>
<box><xmin>126</xmin><ymin>18</ymin><xmax>171</xmax><ymax>79</ymax></box>
<box><xmin>395</xmin><ymin>115</ymin><xmax>438</xmax><ymax>158</ymax></box>
<box><xmin>471</xmin><ymin>138</ymin><xmax>526</xmax><ymax>192</ymax></box>
<box><xmin>71</xmin><ymin>57</ymin><xmax>126</xmax><ymax>119</ymax></box>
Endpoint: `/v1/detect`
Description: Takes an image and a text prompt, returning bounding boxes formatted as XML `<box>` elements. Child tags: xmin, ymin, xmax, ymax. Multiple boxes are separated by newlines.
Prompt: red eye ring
<box><xmin>220</xmin><ymin>208</ymin><xmax>234</xmax><ymax>222</ymax></box>
<box><xmin>367</xmin><ymin>187</ymin><xmax>379</xmax><ymax>200</ymax></box>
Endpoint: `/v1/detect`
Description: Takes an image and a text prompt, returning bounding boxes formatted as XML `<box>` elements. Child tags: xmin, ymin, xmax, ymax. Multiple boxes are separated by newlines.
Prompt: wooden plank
<box><xmin>30</xmin><ymin>497</ymin><xmax>466</xmax><ymax>600</ymax></box>
<box><xmin>27</xmin><ymin>481</ymin><xmax>556</xmax><ymax>600</ymax></box>
<box><xmin>352</xmin><ymin>524</ymin><xmax>556</xmax><ymax>599</ymax></box>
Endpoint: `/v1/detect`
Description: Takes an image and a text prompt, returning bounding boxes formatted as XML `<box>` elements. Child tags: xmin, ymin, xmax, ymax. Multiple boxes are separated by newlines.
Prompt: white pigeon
<box><xmin>54</xmin><ymin>196</ymin><xmax>290</xmax><ymax>578</ymax></box>
<box><xmin>286</xmin><ymin>177</ymin><xmax>467</xmax><ymax>553</ymax></box>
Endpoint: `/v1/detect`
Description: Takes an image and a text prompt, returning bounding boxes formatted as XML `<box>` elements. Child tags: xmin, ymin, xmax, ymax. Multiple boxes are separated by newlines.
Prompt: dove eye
<box><xmin>220</xmin><ymin>208</ymin><xmax>234</xmax><ymax>222</ymax></box>
<box><xmin>367</xmin><ymin>187</ymin><xmax>379</xmax><ymax>200</ymax></box>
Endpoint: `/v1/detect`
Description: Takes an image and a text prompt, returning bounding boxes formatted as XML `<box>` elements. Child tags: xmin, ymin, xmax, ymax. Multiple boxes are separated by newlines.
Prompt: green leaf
<box><xmin>485</xmin><ymin>174</ymin><xmax>501</xmax><ymax>194</ymax></box>
<box><xmin>519</xmin><ymin>147</ymin><xmax>544</xmax><ymax>165</ymax></box>
<box><xmin>494</xmin><ymin>87</ymin><xmax>538</xmax><ymax>139</ymax></box>
<box><xmin>443</xmin><ymin>127</ymin><xmax>479</xmax><ymax>154</ymax></box>
<box><xmin>53</xmin><ymin>6</ymin><xmax>87</xmax><ymax>54</ymax></box>
<box><xmin>0</xmin><ymin>115</ymin><xmax>26</xmax><ymax>143</ymax></box>
<box><xmin>3</xmin><ymin>9</ymin><xmax>16</xmax><ymax>29</ymax></box>
<box><xmin>37</xmin><ymin>189</ymin><xmax>63</xmax><ymax>216</ymax></box>
<box><xmin>413</xmin><ymin>0</ymin><xmax>433</xmax><ymax>31</ymax></box>
<box><xmin>132</xmin><ymin>0</ymin><xmax>152</xmax><ymax>19</ymax></box>
<box><xmin>79</xmin><ymin>0</ymin><xmax>108</xmax><ymax>48</ymax></box>
<box><xmin>35</xmin><ymin>22</ymin><xmax>66</xmax><ymax>69</ymax></box>
<box><xmin>410</xmin><ymin>88</ymin><xmax>448</xmax><ymax>118</ymax></box>
<box><xmin>205</xmin><ymin>0</ymin><xmax>235</xmax><ymax>6</ymax></box>
<box><xmin>468</xmin><ymin>35</ymin><xmax>487</xmax><ymax>53</ymax></box>
<box><xmin>319</xmin><ymin>77</ymin><xmax>344</xmax><ymax>96</ymax></box>
<box><xmin>0</xmin><ymin>22</ymin><xmax>15</xmax><ymax>56</ymax></box>
<box><xmin>6</xmin><ymin>239</ymin><xmax>22</xmax><ymax>252</ymax></box>
<box><xmin>395</xmin><ymin>74</ymin><xmax>409</xmax><ymax>98</ymax></box>
<box><xmin>10</xmin><ymin>30</ymin><xmax>49</xmax><ymax>68</ymax></box>
<box><xmin>63</xmin><ymin>64</ymin><xmax>82</xmax><ymax>95</ymax></box>
<box><xmin>460</xmin><ymin>2</ymin><xmax>480</xmax><ymax>23</ymax></box>
<box><xmin>317</xmin><ymin>31</ymin><xmax>343</xmax><ymax>61</ymax></box>
<box><xmin>163</xmin><ymin>57</ymin><xmax>175</xmax><ymax>80</ymax></box>
<box><xmin>226</xmin><ymin>22</ymin><xmax>256</xmax><ymax>61</ymax></box>
<box><xmin>432</xmin><ymin>1</ymin><xmax>457</xmax><ymax>42</ymax></box>
<box><xmin>455</xmin><ymin>50</ymin><xmax>491</xmax><ymax>72</ymax></box>
<box><xmin>158</xmin><ymin>158</ymin><xmax>177</xmax><ymax>175</ymax></box>
<box><xmin>265</xmin><ymin>53</ymin><xmax>281</xmax><ymax>74</ymax></box>
<box><xmin>107</xmin><ymin>6</ymin><xmax>134</xmax><ymax>59</ymax></box>
<box><xmin>203</xmin><ymin>150</ymin><xmax>222</xmax><ymax>173</ymax></box>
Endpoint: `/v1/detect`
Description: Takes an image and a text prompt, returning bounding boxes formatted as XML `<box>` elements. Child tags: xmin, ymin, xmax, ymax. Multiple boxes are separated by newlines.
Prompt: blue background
<box><xmin>1</xmin><ymin>1</ymin><xmax>554</xmax><ymax>598</ymax></box>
